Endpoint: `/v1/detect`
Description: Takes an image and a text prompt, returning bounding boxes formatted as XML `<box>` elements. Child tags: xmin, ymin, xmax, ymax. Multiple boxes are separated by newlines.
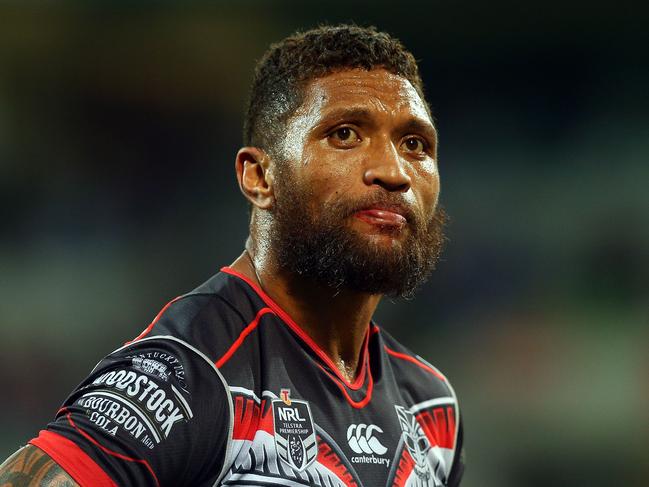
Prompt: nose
<box><xmin>362</xmin><ymin>141</ymin><xmax>412</xmax><ymax>192</ymax></box>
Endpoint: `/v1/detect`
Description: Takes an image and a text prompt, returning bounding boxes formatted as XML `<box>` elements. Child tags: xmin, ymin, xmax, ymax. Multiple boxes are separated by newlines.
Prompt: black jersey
<box><xmin>30</xmin><ymin>267</ymin><xmax>464</xmax><ymax>487</ymax></box>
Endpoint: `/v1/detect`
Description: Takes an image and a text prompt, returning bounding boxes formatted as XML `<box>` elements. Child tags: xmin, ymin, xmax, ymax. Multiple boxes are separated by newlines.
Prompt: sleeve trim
<box><xmin>103</xmin><ymin>334</ymin><xmax>235</xmax><ymax>486</ymax></box>
<box><xmin>413</xmin><ymin>352</ymin><xmax>462</xmax><ymax>470</ymax></box>
<box><xmin>215</xmin><ymin>307</ymin><xmax>275</xmax><ymax>368</ymax></box>
<box><xmin>29</xmin><ymin>430</ymin><xmax>117</xmax><ymax>487</ymax></box>
<box><xmin>61</xmin><ymin>409</ymin><xmax>160</xmax><ymax>486</ymax></box>
<box><xmin>128</xmin><ymin>295</ymin><xmax>186</xmax><ymax>343</ymax></box>
<box><xmin>384</xmin><ymin>345</ymin><xmax>447</xmax><ymax>381</ymax></box>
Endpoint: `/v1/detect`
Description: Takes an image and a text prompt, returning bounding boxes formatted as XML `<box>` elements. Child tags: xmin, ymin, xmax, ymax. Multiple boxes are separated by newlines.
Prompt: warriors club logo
<box><xmin>272</xmin><ymin>389</ymin><xmax>318</xmax><ymax>472</ymax></box>
<box><xmin>395</xmin><ymin>405</ymin><xmax>439</xmax><ymax>485</ymax></box>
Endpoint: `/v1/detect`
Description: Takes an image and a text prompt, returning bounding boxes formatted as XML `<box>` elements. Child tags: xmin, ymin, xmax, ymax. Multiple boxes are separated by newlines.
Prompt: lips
<box><xmin>354</xmin><ymin>208</ymin><xmax>408</xmax><ymax>227</ymax></box>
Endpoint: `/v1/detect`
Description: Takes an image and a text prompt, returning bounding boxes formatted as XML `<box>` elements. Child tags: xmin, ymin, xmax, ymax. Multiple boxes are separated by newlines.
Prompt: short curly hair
<box><xmin>243</xmin><ymin>24</ymin><xmax>428</xmax><ymax>158</ymax></box>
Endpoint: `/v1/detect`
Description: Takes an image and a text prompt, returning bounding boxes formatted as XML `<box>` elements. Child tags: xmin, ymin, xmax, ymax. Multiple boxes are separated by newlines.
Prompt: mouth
<box><xmin>353</xmin><ymin>206</ymin><xmax>409</xmax><ymax>228</ymax></box>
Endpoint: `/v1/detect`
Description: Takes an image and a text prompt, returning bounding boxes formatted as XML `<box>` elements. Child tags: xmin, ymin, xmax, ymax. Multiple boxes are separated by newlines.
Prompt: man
<box><xmin>1</xmin><ymin>24</ymin><xmax>464</xmax><ymax>486</ymax></box>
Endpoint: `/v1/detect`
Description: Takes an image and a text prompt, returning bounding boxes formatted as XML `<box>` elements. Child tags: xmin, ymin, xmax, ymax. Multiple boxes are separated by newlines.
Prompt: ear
<box><xmin>235</xmin><ymin>147</ymin><xmax>275</xmax><ymax>209</ymax></box>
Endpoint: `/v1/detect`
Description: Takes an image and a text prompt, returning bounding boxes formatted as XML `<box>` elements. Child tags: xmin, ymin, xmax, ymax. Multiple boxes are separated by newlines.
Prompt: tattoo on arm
<box><xmin>0</xmin><ymin>445</ymin><xmax>79</xmax><ymax>487</ymax></box>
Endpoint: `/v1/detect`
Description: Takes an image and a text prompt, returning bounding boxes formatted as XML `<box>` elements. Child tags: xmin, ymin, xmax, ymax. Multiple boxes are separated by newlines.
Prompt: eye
<box><xmin>400</xmin><ymin>136</ymin><xmax>427</xmax><ymax>155</ymax></box>
<box><xmin>328</xmin><ymin>126</ymin><xmax>360</xmax><ymax>147</ymax></box>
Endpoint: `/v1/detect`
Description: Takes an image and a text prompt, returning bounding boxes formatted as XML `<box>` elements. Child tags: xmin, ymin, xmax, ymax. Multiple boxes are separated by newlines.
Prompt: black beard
<box><xmin>270</xmin><ymin>177</ymin><xmax>447</xmax><ymax>299</ymax></box>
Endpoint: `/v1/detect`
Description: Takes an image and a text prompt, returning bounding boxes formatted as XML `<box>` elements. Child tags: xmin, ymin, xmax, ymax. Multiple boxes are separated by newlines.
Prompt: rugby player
<box><xmin>0</xmin><ymin>24</ymin><xmax>464</xmax><ymax>486</ymax></box>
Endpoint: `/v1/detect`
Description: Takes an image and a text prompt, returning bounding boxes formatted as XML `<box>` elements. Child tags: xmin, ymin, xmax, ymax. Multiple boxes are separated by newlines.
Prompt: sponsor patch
<box><xmin>131</xmin><ymin>357</ymin><xmax>171</xmax><ymax>381</ymax></box>
<box><xmin>125</xmin><ymin>351</ymin><xmax>187</xmax><ymax>390</ymax></box>
<box><xmin>347</xmin><ymin>423</ymin><xmax>390</xmax><ymax>468</ymax></box>
<box><xmin>77</xmin><ymin>391</ymin><xmax>160</xmax><ymax>448</ymax></box>
<box><xmin>79</xmin><ymin>368</ymin><xmax>193</xmax><ymax>449</ymax></box>
<box><xmin>271</xmin><ymin>389</ymin><xmax>318</xmax><ymax>472</ymax></box>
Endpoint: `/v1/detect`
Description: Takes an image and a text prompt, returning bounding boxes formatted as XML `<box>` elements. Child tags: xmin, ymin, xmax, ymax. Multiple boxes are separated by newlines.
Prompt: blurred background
<box><xmin>1</xmin><ymin>1</ymin><xmax>647</xmax><ymax>485</ymax></box>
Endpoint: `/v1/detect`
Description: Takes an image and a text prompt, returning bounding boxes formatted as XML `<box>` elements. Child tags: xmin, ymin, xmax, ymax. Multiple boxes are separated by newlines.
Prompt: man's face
<box><xmin>269</xmin><ymin>68</ymin><xmax>445</xmax><ymax>297</ymax></box>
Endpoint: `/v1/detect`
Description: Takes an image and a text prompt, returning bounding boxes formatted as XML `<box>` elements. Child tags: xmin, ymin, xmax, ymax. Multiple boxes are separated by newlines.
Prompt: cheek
<box><xmin>302</xmin><ymin>144</ymin><xmax>363</xmax><ymax>201</ymax></box>
<box><xmin>419</xmin><ymin>158</ymin><xmax>438</xmax><ymax>176</ymax></box>
<box><xmin>412</xmin><ymin>162</ymin><xmax>441</xmax><ymax>208</ymax></box>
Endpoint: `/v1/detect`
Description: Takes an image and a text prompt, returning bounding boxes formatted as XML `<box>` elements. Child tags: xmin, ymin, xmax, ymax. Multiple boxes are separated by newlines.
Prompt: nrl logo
<box><xmin>272</xmin><ymin>389</ymin><xmax>318</xmax><ymax>472</ymax></box>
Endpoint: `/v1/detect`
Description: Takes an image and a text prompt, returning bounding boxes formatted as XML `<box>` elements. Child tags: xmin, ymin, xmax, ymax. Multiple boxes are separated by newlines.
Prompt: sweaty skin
<box><xmin>233</xmin><ymin>68</ymin><xmax>440</xmax><ymax>382</ymax></box>
<box><xmin>0</xmin><ymin>68</ymin><xmax>444</xmax><ymax>486</ymax></box>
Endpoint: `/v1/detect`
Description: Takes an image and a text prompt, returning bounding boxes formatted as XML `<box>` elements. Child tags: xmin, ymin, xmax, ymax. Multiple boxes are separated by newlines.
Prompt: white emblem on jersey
<box><xmin>395</xmin><ymin>404</ymin><xmax>445</xmax><ymax>486</ymax></box>
<box><xmin>346</xmin><ymin>423</ymin><xmax>388</xmax><ymax>455</ymax></box>
<box><xmin>346</xmin><ymin>423</ymin><xmax>391</xmax><ymax>468</ymax></box>
<box><xmin>131</xmin><ymin>357</ymin><xmax>171</xmax><ymax>381</ymax></box>
<box><xmin>271</xmin><ymin>390</ymin><xmax>318</xmax><ymax>472</ymax></box>
<box><xmin>224</xmin><ymin>387</ymin><xmax>351</xmax><ymax>485</ymax></box>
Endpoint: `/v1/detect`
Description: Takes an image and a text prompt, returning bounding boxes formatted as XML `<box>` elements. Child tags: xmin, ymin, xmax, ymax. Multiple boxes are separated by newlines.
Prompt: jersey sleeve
<box><xmin>29</xmin><ymin>336</ymin><xmax>232</xmax><ymax>487</ymax></box>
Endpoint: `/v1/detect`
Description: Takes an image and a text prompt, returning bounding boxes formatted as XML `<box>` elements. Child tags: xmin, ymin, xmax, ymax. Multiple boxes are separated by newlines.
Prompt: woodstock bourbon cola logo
<box><xmin>272</xmin><ymin>389</ymin><xmax>318</xmax><ymax>471</ymax></box>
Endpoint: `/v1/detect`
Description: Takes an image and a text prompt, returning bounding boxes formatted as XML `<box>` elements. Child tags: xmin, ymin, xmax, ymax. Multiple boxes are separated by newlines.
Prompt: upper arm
<box><xmin>0</xmin><ymin>445</ymin><xmax>78</xmax><ymax>487</ymax></box>
<box><xmin>29</xmin><ymin>337</ymin><xmax>232</xmax><ymax>486</ymax></box>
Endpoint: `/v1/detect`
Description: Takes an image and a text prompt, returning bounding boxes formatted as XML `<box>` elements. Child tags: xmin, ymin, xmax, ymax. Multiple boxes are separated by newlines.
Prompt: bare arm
<box><xmin>0</xmin><ymin>445</ymin><xmax>78</xmax><ymax>487</ymax></box>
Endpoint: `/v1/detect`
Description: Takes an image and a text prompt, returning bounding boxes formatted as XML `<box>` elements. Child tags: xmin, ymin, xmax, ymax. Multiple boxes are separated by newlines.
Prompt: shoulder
<box><xmin>129</xmin><ymin>270</ymin><xmax>269</xmax><ymax>363</ymax></box>
<box><xmin>378</xmin><ymin>326</ymin><xmax>458</xmax><ymax>403</ymax></box>
<box><xmin>377</xmin><ymin>327</ymin><xmax>464</xmax><ymax>484</ymax></box>
<box><xmin>36</xmin><ymin>335</ymin><xmax>233</xmax><ymax>486</ymax></box>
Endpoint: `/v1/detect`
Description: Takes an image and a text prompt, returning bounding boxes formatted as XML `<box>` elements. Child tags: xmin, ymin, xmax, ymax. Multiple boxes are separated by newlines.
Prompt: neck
<box><xmin>229</xmin><ymin>247</ymin><xmax>381</xmax><ymax>383</ymax></box>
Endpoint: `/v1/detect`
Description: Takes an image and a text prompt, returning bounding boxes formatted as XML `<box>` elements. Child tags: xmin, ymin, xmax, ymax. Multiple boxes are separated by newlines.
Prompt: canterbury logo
<box><xmin>346</xmin><ymin>424</ymin><xmax>388</xmax><ymax>455</ymax></box>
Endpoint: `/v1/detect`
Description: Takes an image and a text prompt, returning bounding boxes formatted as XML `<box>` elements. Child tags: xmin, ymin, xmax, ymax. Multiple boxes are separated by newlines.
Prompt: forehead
<box><xmin>296</xmin><ymin>68</ymin><xmax>432</xmax><ymax>124</ymax></box>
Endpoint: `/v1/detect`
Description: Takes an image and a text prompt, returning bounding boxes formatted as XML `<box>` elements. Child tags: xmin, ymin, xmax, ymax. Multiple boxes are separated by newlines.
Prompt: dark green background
<box><xmin>1</xmin><ymin>2</ymin><xmax>647</xmax><ymax>485</ymax></box>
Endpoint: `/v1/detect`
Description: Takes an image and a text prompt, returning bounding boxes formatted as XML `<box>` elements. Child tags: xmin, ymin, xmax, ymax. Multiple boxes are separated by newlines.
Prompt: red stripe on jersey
<box><xmin>317</xmin><ymin>353</ymin><xmax>374</xmax><ymax>409</ymax></box>
<box><xmin>29</xmin><ymin>430</ymin><xmax>117</xmax><ymax>487</ymax></box>
<box><xmin>383</xmin><ymin>346</ymin><xmax>446</xmax><ymax>382</ymax></box>
<box><xmin>63</xmin><ymin>411</ymin><xmax>161</xmax><ymax>487</ymax></box>
<box><xmin>416</xmin><ymin>406</ymin><xmax>457</xmax><ymax>449</ymax></box>
<box><xmin>215</xmin><ymin>307</ymin><xmax>274</xmax><ymax>368</ymax></box>
<box><xmin>316</xmin><ymin>437</ymin><xmax>359</xmax><ymax>487</ymax></box>
<box><xmin>232</xmin><ymin>395</ymin><xmax>274</xmax><ymax>440</ymax></box>
<box><xmin>128</xmin><ymin>295</ymin><xmax>184</xmax><ymax>343</ymax></box>
<box><xmin>221</xmin><ymin>266</ymin><xmax>371</xmax><ymax>391</ymax></box>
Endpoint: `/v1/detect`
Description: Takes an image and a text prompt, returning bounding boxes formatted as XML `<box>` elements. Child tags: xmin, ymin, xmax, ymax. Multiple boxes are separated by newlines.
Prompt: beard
<box><xmin>269</xmin><ymin>174</ymin><xmax>447</xmax><ymax>299</ymax></box>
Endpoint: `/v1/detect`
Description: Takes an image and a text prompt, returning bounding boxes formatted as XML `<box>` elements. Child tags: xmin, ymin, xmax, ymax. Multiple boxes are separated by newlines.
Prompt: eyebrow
<box><xmin>398</xmin><ymin>118</ymin><xmax>438</xmax><ymax>145</ymax></box>
<box><xmin>314</xmin><ymin>106</ymin><xmax>437</xmax><ymax>142</ymax></box>
<box><xmin>316</xmin><ymin>107</ymin><xmax>376</xmax><ymax>126</ymax></box>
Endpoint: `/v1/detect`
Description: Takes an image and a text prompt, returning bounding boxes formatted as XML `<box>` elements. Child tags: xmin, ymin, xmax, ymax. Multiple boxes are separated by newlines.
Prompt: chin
<box><xmin>350</xmin><ymin>233</ymin><xmax>407</xmax><ymax>260</ymax></box>
<box><xmin>353</xmin><ymin>225</ymin><xmax>408</xmax><ymax>246</ymax></box>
